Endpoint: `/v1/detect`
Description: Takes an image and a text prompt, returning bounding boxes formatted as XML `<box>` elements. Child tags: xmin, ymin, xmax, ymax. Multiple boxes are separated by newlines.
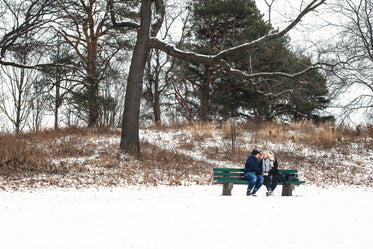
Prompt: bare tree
<box><xmin>99</xmin><ymin>60</ymin><xmax>127</xmax><ymax>127</ymax></box>
<box><xmin>167</xmin><ymin>70</ymin><xmax>199</xmax><ymax>122</ymax></box>
<box><xmin>0</xmin><ymin>67</ymin><xmax>32</xmax><ymax>135</ymax></box>
<box><xmin>28</xmin><ymin>78</ymin><xmax>50</xmax><ymax>132</ymax></box>
<box><xmin>0</xmin><ymin>44</ymin><xmax>42</xmax><ymax>135</ymax></box>
<box><xmin>0</xmin><ymin>0</ymin><xmax>62</xmax><ymax>134</ymax></box>
<box><xmin>325</xmin><ymin>0</ymin><xmax>373</xmax><ymax>123</ymax></box>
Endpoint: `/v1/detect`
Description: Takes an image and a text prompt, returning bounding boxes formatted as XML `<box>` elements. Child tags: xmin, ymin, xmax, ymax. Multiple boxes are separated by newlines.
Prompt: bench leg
<box><xmin>222</xmin><ymin>182</ymin><xmax>234</xmax><ymax>196</ymax></box>
<box><xmin>282</xmin><ymin>183</ymin><xmax>295</xmax><ymax>196</ymax></box>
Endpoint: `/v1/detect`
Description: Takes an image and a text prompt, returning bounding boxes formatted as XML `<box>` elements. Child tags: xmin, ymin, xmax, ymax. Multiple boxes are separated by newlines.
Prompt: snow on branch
<box><xmin>222</xmin><ymin>60</ymin><xmax>322</xmax><ymax>82</ymax></box>
<box><xmin>108</xmin><ymin>0</ymin><xmax>140</xmax><ymax>29</ymax></box>
<box><xmin>0</xmin><ymin>59</ymin><xmax>81</xmax><ymax>75</ymax></box>
<box><xmin>148</xmin><ymin>38</ymin><xmax>215</xmax><ymax>64</ymax></box>
<box><xmin>149</xmin><ymin>0</ymin><xmax>326</xmax><ymax>64</ymax></box>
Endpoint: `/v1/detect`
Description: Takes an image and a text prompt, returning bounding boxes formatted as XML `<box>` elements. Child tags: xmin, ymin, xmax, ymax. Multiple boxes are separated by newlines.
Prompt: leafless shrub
<box><xmin>221</xmin><ymin>119</ymin><xmax>245</xmax><ymax>154</ymax></box>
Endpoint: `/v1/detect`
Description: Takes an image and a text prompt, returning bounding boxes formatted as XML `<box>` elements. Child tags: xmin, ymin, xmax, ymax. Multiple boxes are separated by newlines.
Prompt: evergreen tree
<box><xmin>183</xmin><ymin>0</ymin><xmax>330</xmax><ymax>121</ymax></box>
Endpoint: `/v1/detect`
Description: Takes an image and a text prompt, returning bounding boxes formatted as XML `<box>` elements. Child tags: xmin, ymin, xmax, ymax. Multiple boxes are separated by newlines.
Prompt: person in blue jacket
<box><xmin>244</xmin><ymin>149</ymin><xmax>263</xmax><ymax>196</ymax></box>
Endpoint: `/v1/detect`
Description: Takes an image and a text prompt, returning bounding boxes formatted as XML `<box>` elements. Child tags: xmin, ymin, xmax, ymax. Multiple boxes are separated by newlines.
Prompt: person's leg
<box><xmin>253</xmin><ymin>175</ymin><xmax>264</xmax><ymax>193</ymax></box>
<box><xmin>270</xmin><ymin>175</ymin><xmax>279</xmax><ymax>191</ymax></box>
<box><xmin>244</xmin><ymin>173</ymin><xmax>257</xmax><ymax>194</ymax></box>
<box><xmin>266</xmin><ymin>175</ymin><xmax>274</xmax><ymax>196</ymax></box>
<box><xmin>263</xmin><ymin>176</ymin><xmax>270</xmax><ymax>191</ymax></box>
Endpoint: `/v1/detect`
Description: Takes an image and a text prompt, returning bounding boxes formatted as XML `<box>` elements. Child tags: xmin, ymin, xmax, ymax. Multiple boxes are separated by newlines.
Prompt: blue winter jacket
<box><xmin>244</xmin><ymin>154</ymin><xmax>262</xmax><ymax>175</ymax></box>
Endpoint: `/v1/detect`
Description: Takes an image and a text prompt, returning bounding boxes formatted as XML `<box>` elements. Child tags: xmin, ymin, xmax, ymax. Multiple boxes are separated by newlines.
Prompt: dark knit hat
<box><xmin>251</xmin><ymin>149</ymin><xmax>261</xmax><ymax>156</ymax></box>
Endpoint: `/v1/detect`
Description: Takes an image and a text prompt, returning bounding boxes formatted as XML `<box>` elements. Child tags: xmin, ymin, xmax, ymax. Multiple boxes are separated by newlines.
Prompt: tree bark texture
<box><xmin>153</xmin><ymin>88</ymin><xmax>161</xmax><ymax>123</ymax></box>
<box><xmin>199</xmin><ymin>67</ymin><xmax>212</xmax><ymax>123</ymax></box>
<box><xmin>120</xmin><ymin>0</ymin><xmax>152</xmax><ymax>155</ymax></box>
<box><xmin>85</xmin><ymin>1</ymin><xmax>100</xmax><ymax>128</ymax></box>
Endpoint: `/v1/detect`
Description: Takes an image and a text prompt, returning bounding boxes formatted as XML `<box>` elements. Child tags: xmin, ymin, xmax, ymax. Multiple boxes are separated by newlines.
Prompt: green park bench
<box><xmin>213</xmin><ymin>168</ymin><xmax>305</xmax><ymax>196</ymax></box>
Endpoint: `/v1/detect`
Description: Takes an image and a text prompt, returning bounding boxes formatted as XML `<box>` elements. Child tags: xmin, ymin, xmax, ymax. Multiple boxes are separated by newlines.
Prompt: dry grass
<box><xmin>149</xmin><ymin>121</ymin><xmax>217</xmax><ymax>140</ymax></box>
<box><xmin>253</xmin><ymin>120</ymin><xmax>364</xmax><ymax>149</ymax></box>
<box><xmin>139</xmin><ymin>141</ymin><xmax>213</xmax><ymax>185</ymax></box>
<box><xmin>0</xmin><ymin>127</ymin><xmax>213</xmax><ymax>190</ymax></box>
<box><xmin>0</xmin><ymin>133</ymin><xmax>50</xmax><ymax>177</ymax></box>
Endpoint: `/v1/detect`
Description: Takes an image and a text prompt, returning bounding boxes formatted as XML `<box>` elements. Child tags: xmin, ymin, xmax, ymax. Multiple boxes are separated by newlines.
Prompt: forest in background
<box><xmin>0</xmin><ymin>0</ymin><xmax>372</xmax><ymax>155</ymax></box>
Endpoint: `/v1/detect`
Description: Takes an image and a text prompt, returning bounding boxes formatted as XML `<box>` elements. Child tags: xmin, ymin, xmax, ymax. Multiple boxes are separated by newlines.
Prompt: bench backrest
<box><xmin>213</xmin><ymin>168</ymin><xmax>301</xmax><ymax>184</ymax></box>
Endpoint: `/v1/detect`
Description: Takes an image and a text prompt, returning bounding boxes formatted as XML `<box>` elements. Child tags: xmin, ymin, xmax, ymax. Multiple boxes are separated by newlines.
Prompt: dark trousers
<box><xmin>263</xmin><ymin>175</ymin><xmax>279</xmax><ymax>191</ymax></box>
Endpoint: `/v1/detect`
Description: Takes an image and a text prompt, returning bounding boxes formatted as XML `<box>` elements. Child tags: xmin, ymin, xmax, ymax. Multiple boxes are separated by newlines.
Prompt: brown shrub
<box><xmin>0</xmin><ymin>134</ymin><xmax>51</xmax><ymax>177</ymax></box>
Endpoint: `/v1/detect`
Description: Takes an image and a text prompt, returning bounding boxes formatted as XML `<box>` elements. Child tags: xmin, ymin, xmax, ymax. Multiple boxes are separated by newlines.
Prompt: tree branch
<box><xmin>222</xmin><ymin>60</ymin><xmax>322</xmax><ymax>82</ymax></box>
<box><xmin>148</xmin><ymin>0</ymin><xmax>326</xmax><ymax>63</ymax></box>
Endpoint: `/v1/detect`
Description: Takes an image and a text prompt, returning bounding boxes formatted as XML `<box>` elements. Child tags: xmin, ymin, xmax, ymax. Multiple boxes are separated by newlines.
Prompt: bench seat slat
<box><xmin>213</xmin><ymin>168</ymin><xmax>244</xmax><ymax>172</ymax></box>
<box><xmin>213</xmin><ymin>172</ymin><xmax>244</xmax><ymax>177</ymax></box>
<box><xmin>278</xmin><ymin>169</ymin><xmax>298</xmax><ymax>173</ymax></box>
<box><xmin>214</xmin><ymin>177</ymin><xmax>245</xmax><ymax>181</ymax></box>
<box><xmin>284</xmin><ymin>180</ymin><xmax>305</xmax><ymax>185</ymax></box>
<box><xmin>215</xmin><ymin>179</ymin><xmax>248</xmax><ymax>184</ymax></box>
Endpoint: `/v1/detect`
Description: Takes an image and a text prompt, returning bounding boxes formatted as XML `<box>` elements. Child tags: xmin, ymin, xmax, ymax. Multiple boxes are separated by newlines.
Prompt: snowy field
<box><xmin>1</xmin><ymin>184</ymin><xmax>372</xmax><ymax>249</ymax></box>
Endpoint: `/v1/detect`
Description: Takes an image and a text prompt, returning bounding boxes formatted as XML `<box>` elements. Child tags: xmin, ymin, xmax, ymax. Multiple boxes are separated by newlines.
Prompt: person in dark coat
<box><xmin>243</xmin><ymin>149</ymin><xmax>263</xmax><ymax>196</ymax></box>
<box><xmin>260</xmin><ymin>150</ymin><xmax>281</xmax><ymax>196</ymax></box>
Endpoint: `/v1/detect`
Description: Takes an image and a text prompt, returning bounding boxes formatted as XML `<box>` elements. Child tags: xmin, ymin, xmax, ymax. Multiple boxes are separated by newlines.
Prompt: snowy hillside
<box><xmin>140</xmin><ymin>124</ymin><xmax>373</xmax><ymax>187</ymax></box>
<box><xmin>1</xmin><ymin>122</ymin><xmax>372</xmax><ymax>190</ymax></box>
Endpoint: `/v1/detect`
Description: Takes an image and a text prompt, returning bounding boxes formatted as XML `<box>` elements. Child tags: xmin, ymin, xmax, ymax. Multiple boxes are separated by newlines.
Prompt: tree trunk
<box><xmin>88</xmin><ymin>83</ymin><xmax>99</xmax><ymax>128</ymax></box>
<box><xmin>199</xmin><ymin>67</ymin><xmax>211</xmax><ymax>123</ymax></box>
<box><xmin>153</xmin><ymin>83</ymin><xmax>161</xmax><ymax>123</ymax></box>
<box><xmin>15</xmin><ymin>68</ymin><xmax>25</xmax><ymax>137</ymax></box>
<box><xmin>15</xmin><ymin>95</ymin><xmax>21</xmax><ymax>137</ymax></box>
<box><xmin>87</xmin><ymin>29</ymin><xmax>100</xmax><ymax>128</ymax></box>
<box><xmin>145</xmin><ymin>52</ymin><xmax>162</xmax><ymax>124</ymax></box>
<box><xmin>120</xmin><ymin>0</ymin><xmax>152</xmax><ymax>155</ymax></box>
<box><xmin>55</xmin><ymin>80</ymin><xmax>60</xmax><ymax>130</ymax></box>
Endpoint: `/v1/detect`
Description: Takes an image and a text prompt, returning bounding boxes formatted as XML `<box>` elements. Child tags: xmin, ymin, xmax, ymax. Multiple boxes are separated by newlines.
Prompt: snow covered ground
<box><xmin>1</xmin><ymin>184</ymin><xmax>372</xmax><ymax>249</ymax></box>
